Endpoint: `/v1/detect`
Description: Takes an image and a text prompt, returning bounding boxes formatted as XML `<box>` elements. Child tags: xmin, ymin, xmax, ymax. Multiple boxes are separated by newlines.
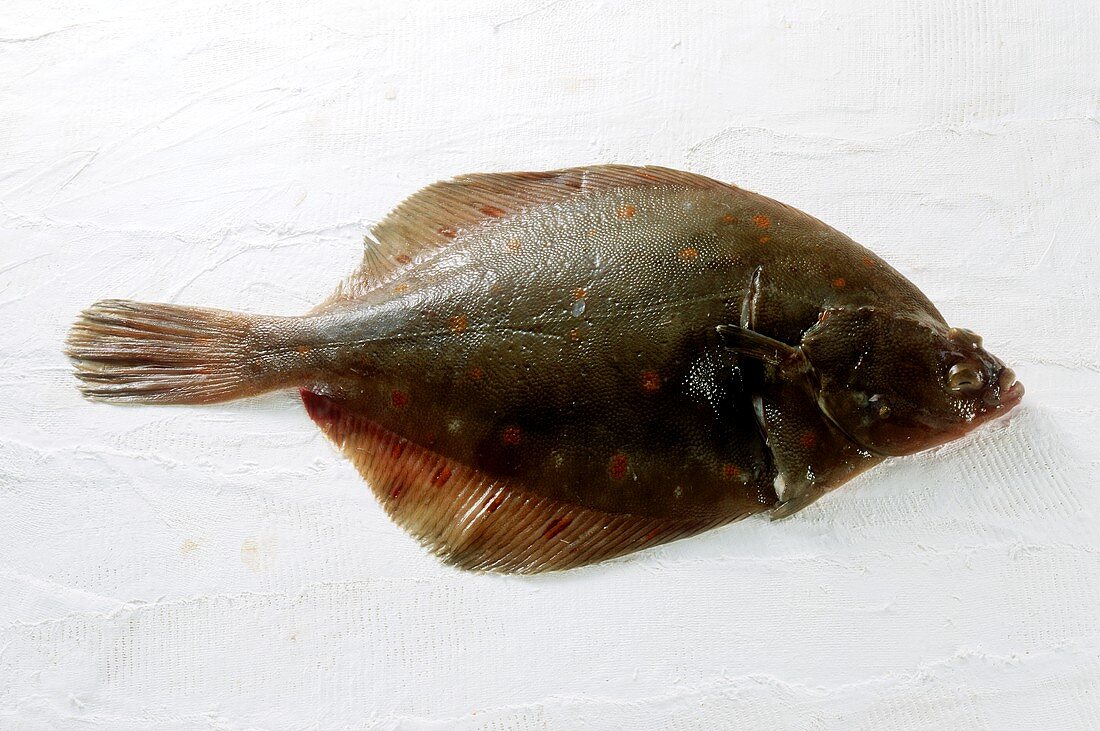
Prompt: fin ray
<box><xmin>300</xmin><ymin>390</ymin><xmax>730</xmax><ymax>573</ymax></box>
<box><xmin>332</xmin><ymin>165</ymin><xmax>735</xmax><ymax>300</ymax></box>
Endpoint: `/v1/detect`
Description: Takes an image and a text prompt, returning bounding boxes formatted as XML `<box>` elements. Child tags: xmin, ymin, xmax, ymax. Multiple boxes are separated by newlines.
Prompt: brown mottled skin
<box><xmin>67</xmin><ymin>166</ymin><xmax>1024</xmax><ymax>570</ymax></box>
<box><xmin>292</xmin><ymin>175</ymin><xmax>1016</xmax><ymax>518</ymax></box>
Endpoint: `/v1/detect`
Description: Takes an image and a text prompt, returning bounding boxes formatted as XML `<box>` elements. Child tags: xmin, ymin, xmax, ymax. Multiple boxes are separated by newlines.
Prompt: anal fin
<box><xmin>300</xmin><ymin>390</ymin><xmax>723</xmax><ymax>573</ymax></box>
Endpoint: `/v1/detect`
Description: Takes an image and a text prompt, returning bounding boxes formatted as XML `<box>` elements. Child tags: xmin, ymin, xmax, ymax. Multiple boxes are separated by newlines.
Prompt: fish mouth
<box><xmin>975</xmin><ymin>367</ymin><xmax>1024</xmax><ymax>423</ymax></box>
<box><xmin>999</xmin><ymin>379</ymin><xmax>1025</xmax><ymax>410</ymax></box>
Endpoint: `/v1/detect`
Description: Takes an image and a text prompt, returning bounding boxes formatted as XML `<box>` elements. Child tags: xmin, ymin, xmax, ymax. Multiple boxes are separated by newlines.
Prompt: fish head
<box><xmin>800</xmin><ymin>307</ymin><xmax>1023</xmax><ymax>457</ymax></box>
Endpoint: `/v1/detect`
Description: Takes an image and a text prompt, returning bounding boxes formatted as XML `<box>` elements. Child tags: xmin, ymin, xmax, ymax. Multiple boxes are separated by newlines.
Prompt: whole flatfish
<box><xmin>67</xmin><ymin>166</ymin><xmax>1023</xmax><ymax>573</ymax></box>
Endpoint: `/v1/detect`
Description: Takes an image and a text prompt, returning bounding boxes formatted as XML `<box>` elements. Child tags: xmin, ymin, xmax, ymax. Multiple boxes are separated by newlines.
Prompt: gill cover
<box><xmin>717</xmin><ymin>324</ymin><xmax>882</xmax><ymax>517</ymax></box>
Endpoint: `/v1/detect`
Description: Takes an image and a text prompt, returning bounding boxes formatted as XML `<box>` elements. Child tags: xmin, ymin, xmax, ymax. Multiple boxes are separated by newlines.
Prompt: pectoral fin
<box><xmin>753</xmin><ymin>380</ymin><xmax>884</xmax><ymax>520</ymax></box>
<box><xmin>771</xmin><ymin>488</ymin><xmax>829</xmax><ymax>521</ymax></box>
<box><xmin>715</xmin><ymin>325</ymin><xmax>800</xmax><ymax>365</ymax></box>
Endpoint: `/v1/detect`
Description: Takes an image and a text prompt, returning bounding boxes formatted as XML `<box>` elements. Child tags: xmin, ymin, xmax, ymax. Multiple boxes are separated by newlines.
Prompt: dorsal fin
<box><xmin>353</xmin><ymin>165</ymin><xmax>734</xmax><ymax>289</ymax></box>
<box><xmin>300</xmin><ymin>390</ymin><xmax>737</xmax><ymax>573</ymax></box>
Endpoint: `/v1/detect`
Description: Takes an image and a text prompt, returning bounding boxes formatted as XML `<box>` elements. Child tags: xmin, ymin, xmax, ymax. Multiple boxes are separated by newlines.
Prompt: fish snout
<box><xmin>983</xmin><ymin>365</ymin><xmax>1024</xmax><ymax>411</ymax></box>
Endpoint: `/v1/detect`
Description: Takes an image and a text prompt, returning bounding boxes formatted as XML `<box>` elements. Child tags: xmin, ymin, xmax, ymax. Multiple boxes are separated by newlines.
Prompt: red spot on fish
<box><xmin>389</xmin><ymin>484</ymin><xmax>405</xmax><ymax>501</ymax></box>
<box><xmin>640</xmin><ymin>370</ymin><xmax>661</xmax><ymax>393</ymax></box>
<box><xmin>722</xmin><ymin>214</ymin><xmax>735</xmax><ymax>224</ymax></box>
<box><xmin>800</xmin><ymin>431</ymin><xmax>818</xmax><ymax>449</ymax></box>
<box><xmin>390</xmin><ymin>441</ymin><xmax>407</xmax><ymax>460</ymax></box>
<box><xmin>752</xmin><ymin>214</ymin><xmax>771</xmax><ymax>229</ymax></box>
<box><xmin>469</xmin><ymin>366</ymin><xmax>483</xmax><ymax>380</ymax></box>
<box><xmin>573</xmin><ymin>287</ymin><xmax>587</xmax><ymax>300</ymax></box>
<box><xmin>643</xmin><ymin>526</ymin><xmax>663</xmax><ymax>542</ymax></box>
<box><xmin>678</xmin><ymin>246</ymin><xmax>699</xmax><ymax>262</ymax></box>
<box><xmin>832</xmin><ymin>277</ymin><xmax>846</xmax><ymax>289</ymax></box>
<box><xmin>438</xmin><ymin>226</ymin><xmax>457</xmax><ymax>238</ymax></box>
<box><xmin>479</xmin><ymin>204</ymin><xmax>506</xmax><ymax>218</ymax></box>
<box><xmin>862</xmin><ymin>255</ymin><xmax>876</xmax><ymax>268</ymax></box>
<box><xmin>425</xmin><ymin>432</ymin><xmax>438</xmax><ymax>446</ymax></box>
<box><xmin>543</xmin><ymin>516</ymin><xmax>571</xmax><ymax>540</ymax></box>
<box><xmin>501</xmin><ymin>425</ymin><xmax>523</xmax><ymax>446</ymax></box>
<box><xmin>395</xmin><ymin>254</ymin><xmax>412</xmax><ymax>265</ymax></box>
<box><xmin>638</xmin><ymin>171</ymin><xmax>660</xmax><ymax>181</ymax></box>
<box><xmin>617</xmin><ymin>204</ymin><xmax>636</xmax><ymax>219</ymax></box>
<box><xmin>722</xmin><ymin>463</ymin><xmax>741</xmax><ymax>479</ymax></box>
<box><xmin>758</xmin><ymin>235</ymin><xmax>770</xmax><ymax>245</ymax></box>
<box><xmin>390</xmin><ymin>390</ymin><xmax>409</xmax><ymax>409</ymax></box>
<box><xmin>432</xmin><ymin>465</ymin><xmax>453</xmax><ymax>485</ymax></box>
<box><xmin>608</xmin><ymin>453</ymin><xmax>629</xmax><ymax>480</ymax></box>
<box><xmin>449</xmin><ymin>314</ymin><xmax>469</xmax><ymax>334</ymax></box>
<box><xmin>486</xmin><ymin>494</ymin><xmax>506</xmax><ymax>513</ymax></box>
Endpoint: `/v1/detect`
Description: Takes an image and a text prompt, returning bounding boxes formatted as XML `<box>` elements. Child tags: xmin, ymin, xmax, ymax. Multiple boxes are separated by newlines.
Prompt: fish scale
<box><xmin>66</xmin><ymin>165</ymin><xmax>1023</xmax><ymax>573</ymax></box>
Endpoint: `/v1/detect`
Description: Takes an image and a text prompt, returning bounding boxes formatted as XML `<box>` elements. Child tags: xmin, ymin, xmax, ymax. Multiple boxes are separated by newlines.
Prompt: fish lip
<box><xmin>998</xmin><ymin>379</ymin><xmax>1025</xmax><ymax>410</ymax></box>
<box><xmin>977</xmin><ymin>379</ymin><xmax>1024</xmax><ymax>422</ymax></box>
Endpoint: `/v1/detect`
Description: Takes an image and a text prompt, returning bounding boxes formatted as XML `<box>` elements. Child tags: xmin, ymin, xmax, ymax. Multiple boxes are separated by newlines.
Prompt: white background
<box><xmin>2</xmin><ymin>1</ymin><xmax>1099</xmax><ymax>728</ymax></box>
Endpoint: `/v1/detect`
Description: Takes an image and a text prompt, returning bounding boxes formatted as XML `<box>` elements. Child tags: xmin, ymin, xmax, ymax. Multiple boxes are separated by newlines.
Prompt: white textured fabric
<box><xmin>2</xmin><ymin>1</ymin><xmax>1098</xmax><ymax>728</ymax></box>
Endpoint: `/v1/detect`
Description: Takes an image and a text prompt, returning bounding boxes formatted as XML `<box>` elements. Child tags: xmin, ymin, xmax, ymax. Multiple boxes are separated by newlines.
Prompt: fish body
<box><xmin>67</xmin><ymin>166</ymin><xmax>1023</xmax><ymax>572</ymax></box>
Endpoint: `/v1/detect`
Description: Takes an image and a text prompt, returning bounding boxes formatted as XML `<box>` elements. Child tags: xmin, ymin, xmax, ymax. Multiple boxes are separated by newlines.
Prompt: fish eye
<box><xmin>947</xmin><ymin>363</ymin><xmax>984</xmax><ymax>393</ymax></box>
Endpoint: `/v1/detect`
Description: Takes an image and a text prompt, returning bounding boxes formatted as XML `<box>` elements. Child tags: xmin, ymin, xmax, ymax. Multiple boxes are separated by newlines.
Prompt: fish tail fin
<box><xmin>66</xmin><ymin>299</ymin><xmax>309</xmax><ymax>404</ymax></box>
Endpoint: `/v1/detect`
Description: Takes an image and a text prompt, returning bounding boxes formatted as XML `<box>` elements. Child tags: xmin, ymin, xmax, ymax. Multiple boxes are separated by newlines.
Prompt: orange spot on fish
<box><xmin>469</xmin><ymin>366</ymin><xmax>483</xmax><ymax>380</ymax></box>
<box><xmin>752</xmin><ymin>214</ymin><xmax>771</xmax><ymax>229</ymax></box>
<box><xmin>758</xmin><ymin>235</ymin><xmax>770</xmax><ymax>245</ymax></box>
<box><xmin>617</xmin><ymin>204</ymin><xmax>636</xmax><ymax>219</ymax></box>
<box><xmin>638</xmin><ymin>171</ymin><xmax>660</xmax><ymax>181</ymax></box>
<box><xmin>479</xmin><ymin>204</ymin><xmax>506</xmax><ymax>218</ymax></box>
<box><xmin>390</xmin><ymin>390</ymin><xmax>409</xmax><ymax>409</ymax></box>
<box><xmin>608</xmin><ymin>453</ymin><xmax>629</xmax><ymax>480</ymax></box>
<box><xmin>395</xmin><ymin>254</ymin><xmax>412</xmax><ymax>265</ymax></box>
<box><xmin>862</xmin><ymin>255</ymin><xmax>875</xmax><ymax>268</ymax></box>
<box><xmin>296</xmin><ymin>345</ymin><xmax>311</xmax><ymax>355</ymax></box>
<box><xmin>449</xmin><ymin>314</ymin><xmax>469</xmax><ymax>334</ymax></box>
<box><xmin>568</xmin><ymin>328</ymin><xmax>581</xmax><ymax>342</ymax></box>
<box><xmin>573</xmin><ymin>288</ymin><xmax>587</xmax><ymax>300</ymax></box>
<box><xmin>586</xmin><ymin>228</ymin><xmax>597</xmax><ymax>238</ymax></box>
<box><xmin>393</xmin><ymin>283</ymin><xmax>410</xmax><ymax>294</ymax></box>
<box><xmin>486</xmin><ymin>494</ymin><xmax>506</xmax><ymax>513</ymax></box>
<box><xmin>722</xmin><ymin>214</ymin><xmax>735</xmax><ymax>224</ymax></box>
<box><xmin>832</xmin><ymin>277</ymin><xmax>846</xmax><ymax>289</ymax></box>
<box><xmin>722</xmin><ymin>463</ymin><xmax>741</xmax><ymax>479</ymax></box>
<box><xmin>543</xmin><ymin>516</ymin><xmax>571</xmax><ymax>540</ymax></box>
<box><xmin>438</xmin><ymin>226</ymin><xmax>457</xmax><ymax>238</ymax></box>
<box><xmin>501</xmin><ymin>425</ymin><xmax>523</xmax><ymax>446</ymax></box>
<box><xmin>432</xmin><ymin>465</ymin><xmax>453</xmax><ymax>485</ymax></box>
<box><xmin>640</xmin><ymin>370</ymin><xmax>661</xmax><ymax>392</ymax></box>
<box><xmin>507</xmin><ymin>238</ymin><xmax>522</xmax><ymax>252</ymax></box>
<box><xmin>678</xmin><ymin>246</ymin><xmax>699</xmax><ymax>262</ymax></box>
<box><xmin>800</xmin><ymin>431</ymin><xmax>818</xmax><ymax>449</ymax></box>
